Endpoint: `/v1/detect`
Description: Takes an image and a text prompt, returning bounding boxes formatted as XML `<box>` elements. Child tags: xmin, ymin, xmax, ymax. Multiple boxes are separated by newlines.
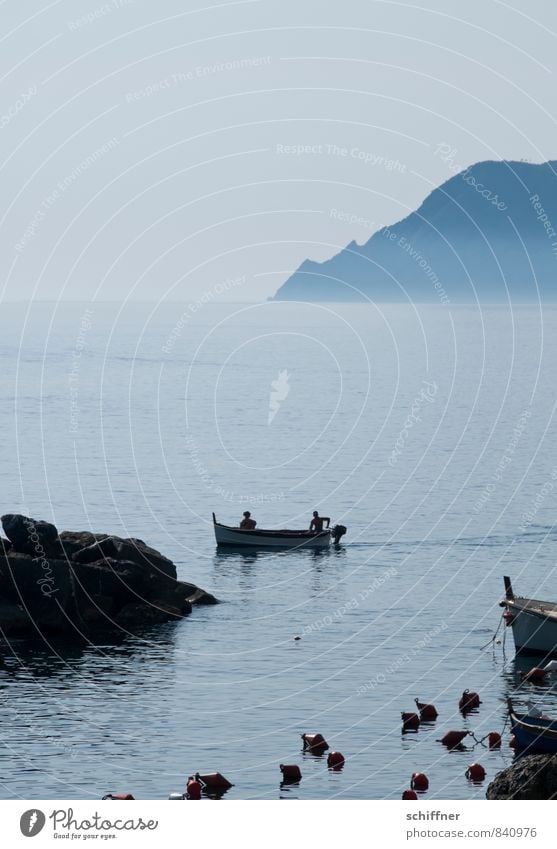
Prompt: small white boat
<box><xmin>500</xmin><ymin>576</ymin><xmax>557</xmax><ymax>656</ymax></box>
<box><xmin>212</xmin><ymin>514</ymin><xmax>345</xmax><ymax>549</ymax></box>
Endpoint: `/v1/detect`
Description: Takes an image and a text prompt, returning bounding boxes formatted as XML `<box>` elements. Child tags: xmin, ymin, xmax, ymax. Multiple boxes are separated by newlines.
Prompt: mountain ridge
<box><xmin>272</xmin><ymin>160</ymin><xmax>557</xmax><ymax>302</ymax></box>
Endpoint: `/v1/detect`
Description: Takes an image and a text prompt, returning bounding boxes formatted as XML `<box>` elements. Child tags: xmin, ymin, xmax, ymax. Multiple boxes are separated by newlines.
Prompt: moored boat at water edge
<box><xmin>507</xmin><ymin>698</ymin><xmax>557</xmax><ymax>754</ymax></box>
<box><xmin>500</xmin><ymin>576</ymin><xmax>557</xmax><ymax>656</ymax></box>
<box><xmin>212</xmin><ymin>514</ymin><xmax>346</xmax><ymax>549</ymax></box>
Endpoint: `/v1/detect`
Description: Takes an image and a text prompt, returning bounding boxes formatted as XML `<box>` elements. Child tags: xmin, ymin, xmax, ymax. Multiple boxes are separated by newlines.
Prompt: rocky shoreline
<box><xmin>486</xmin><ymin>754</ymin><xmax>557</xmax><ymax>800</ymax></box>
<box><xmin>0</xmin><ymin>513</ymin><xmax>217</xmax><ymax>636</ymax></box>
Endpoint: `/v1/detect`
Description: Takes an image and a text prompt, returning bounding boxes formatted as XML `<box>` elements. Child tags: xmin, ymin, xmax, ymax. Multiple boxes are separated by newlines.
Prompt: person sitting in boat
<box><xmin>240</xmin><ymin>511</ymin><xmax>257</xmax><ymax>530</ymax></box>
<box><xmin>309</xmin><ymin>511</ymin><xmax>330</xmax><ymax>533</ymax></box>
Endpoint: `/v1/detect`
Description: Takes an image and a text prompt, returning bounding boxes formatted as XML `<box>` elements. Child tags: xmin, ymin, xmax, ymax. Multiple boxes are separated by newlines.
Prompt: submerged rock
<box><xmin>0</xmin><ymin>513</ymin><xmax>217</xmax><ymax>636</ymax></box>
<box><xmin>486</xmin><ymin>754</ymin><xmax>557</xmax><ymax>800</ymax></box>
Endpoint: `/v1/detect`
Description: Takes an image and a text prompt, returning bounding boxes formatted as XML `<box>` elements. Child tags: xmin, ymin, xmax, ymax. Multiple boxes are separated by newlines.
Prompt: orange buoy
<box><xmin>327</xmin><ymin>751</ymin><xmax>345</xmax><ymax>770</ymax></box>
<box><xmin>401</xmin><ymin>712</ymin><xmax>420</xmax><ymax>731</ymax></box>
<box><xmin>195</xmin><ymin>772</ymin><xmax>233</xmax><ymax>793</ymax></box>
<box><xmin>524</xmin><ymin>667</ymin><xmax>548</xmax><ymax>681</ymax></box>
<box><xmin>488</xmin><ymin>732</ymin><xmax>502</xmax><ymax>749</ymax></box>
<box><xmin>301</xmin><ymin>733</ymin><xmax>329</xmax><ymax>752</ymax></box>
<box><xmin>415</xmin><ymin>698</ymin><xmax>438</xmax><ymax>721</ymax></box>
<box><xmin>439</xmin><ymin>730</ymin><xmax>469</xmax><ymax>748</ymax></box>
<box><xmin>459</xmin><ymin>690</ymin><xmax>481</xmax><ymax>712</ymax></box>
<box><xmin>102</xmin><ymin>793</ymin><xmax>134</xmax><ymax>800</ymax></box>
<box><xmin>280</xmin><ymin>764</ymin><xmax>302</xmax><ymax>783</ymax></box>
<box><xmin>186</xmin><ymin>777</ymin><xmax>202</xmax><ymax>800</ymax></box>
<box><xmin>509</xmin><ymin>735</ymin><xmax>517</xmax><ymax>749</ymax></box>
<box><xmin>411</xmin><ymin>772</ymin><xmax>429</xmax><ymax>792</ymax></box>
<box><xmin>466</xmin><ymin>763</ymin><xmax>486</xmax><ymax>781</ymax></box>
<box><xmin>402</xmin><ymin>789</ymin><xmax>418</xmax><ymax>800</ymax></box>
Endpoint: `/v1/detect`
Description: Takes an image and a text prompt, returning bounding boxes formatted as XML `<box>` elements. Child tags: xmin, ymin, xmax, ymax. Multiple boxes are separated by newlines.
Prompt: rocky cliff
<box><xmin>0</xmin><ymin>513</ymin><xmax>217</xmax><ymax>636</ymax></box>
<box><xmin>486</xmin><ymin>754</ymin><xmax>557</xmax><ymax>799</ymax></box>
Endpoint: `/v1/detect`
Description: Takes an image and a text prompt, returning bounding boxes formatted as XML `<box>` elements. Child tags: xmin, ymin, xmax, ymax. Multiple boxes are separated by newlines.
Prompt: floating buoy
<box><xmin>466</xmin><ymin>763</ymin><xmax>486</xmax><ymax>782</ymax></box>
<box><xmin>195</xmin><ymin>772</ymin><xmax>233</xmax><ymax>793</ymax></box>
<box><xmin>102</xmin><ymin>793</ymin><xmax>134</xmax><ymax>800</ymax></box>
<box><xmin>327</xmin><ymin>751</ymin><xmax>345</xmax><ymax>770</ymax></box>
<box><xmin>402</xmin><ymin>789</ymin><xmax>418</xmax><ymax>800</ymax></box>
<box><xmin>186</xmin><ymin>777</ymin><xmax>202</xmax><ymax>800</ymax></box>
<box><xmin>459</xmin><ymin>690</ymin><xmax>481</xmax><ymax>712</ymax></box>
<box><xmin>502</xmin><ymin>610</ymin><xmax>515</xmax><ymax>626</ymax></box>
<box><xmin>439</xmin><ymin>730</ymin><xmax>469</xmax><ymax>748</ymax></box>
<box><xmin>301</xmin><ymin>733</ymin><xmax>329</xmax><ymax>752</ymax></box>
<box><xmin>488</xmin><ymin>732</ymin><xmax>502</xmax><ymax>749</ymax></box>
<box><xmin>411</xmin><ymin>772</ymin><xmax>429</xmax><ymax>792</ymax></box>
<box><xmin>401</xmin><ymin>712</ymin><xmax>421</xmax><ymax>731</ymax></box>
<box><xmin>168</xmin><ymin>792</ymin><xmax>185</xmax><ymax>800</ymax></box>
<box><xmin>415</xmin><ymin>698</ymin><xmax>438</xmax><ymax>721</ymax></box>
<box><xmin>524</xmin><ymin>667</ymin><xmax>548</xmax><ymax>682</ymax></box>
<box><xmin>280</xmin><ymin>764</ymin><xmax>302</xmax><ymax>783</ymax></box>
<box><xmin>509</xmin><ymin>735</ymin><xmax>517</xmax><ymax>749</ymax></box>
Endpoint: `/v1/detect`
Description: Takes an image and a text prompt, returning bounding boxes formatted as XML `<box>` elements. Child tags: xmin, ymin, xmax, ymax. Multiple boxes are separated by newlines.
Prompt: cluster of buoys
<box><xmin>282</xmin><ymin>733</ymin><xmax>346</xmax><ymax>786</ymax></box>
<box><xmin>400</xmin><ymin>687</ymin><xmax>509</xmax><ymax>798</ymax></box>
<box><xmin>156</xmin><ymin>733</ymin><xmax>349</xmax><ymax>799</ymax></box>
<box><xmin>166</xmin><ymin>772</ymin><xmax>233</xmax><ymax>800</ymax></box>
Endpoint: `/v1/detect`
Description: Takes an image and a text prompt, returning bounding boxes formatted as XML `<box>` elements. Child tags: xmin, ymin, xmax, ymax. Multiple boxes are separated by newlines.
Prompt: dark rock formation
<box><xmin>486</xmin><ymin>755</ymin><xmax>557</xmax><ymax>799</ymax></box>
<box><xmin>273</xmin><ymin>159</ymin><xmax>557</xmax><ymax>303</ymax></box>
<box><xmin>0</xmin><ymin>514</ymin><xmax>217</xmax><ymax>637</ymax></box>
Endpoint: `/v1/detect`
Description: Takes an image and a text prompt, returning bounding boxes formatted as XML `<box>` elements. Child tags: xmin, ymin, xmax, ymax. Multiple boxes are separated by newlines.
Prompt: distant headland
<box><xmin>272</xmin><ymin>159</ymin><xmax>557</xmax><ymax>303</ymax></box>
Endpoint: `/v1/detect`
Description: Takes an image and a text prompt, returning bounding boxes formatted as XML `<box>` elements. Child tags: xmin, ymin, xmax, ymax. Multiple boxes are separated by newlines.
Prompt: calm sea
<box><xmin>1</xmin><ymin>300</ymin><xmax>556</xmax><ymax>799</ymax></box>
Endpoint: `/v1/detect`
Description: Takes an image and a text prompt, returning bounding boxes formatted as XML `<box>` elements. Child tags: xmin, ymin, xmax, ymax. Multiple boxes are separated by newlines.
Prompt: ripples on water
<box><xmin>1</xmin><ymin>302</ymin><xmax>556</xmax><ymax>799</ymax></box>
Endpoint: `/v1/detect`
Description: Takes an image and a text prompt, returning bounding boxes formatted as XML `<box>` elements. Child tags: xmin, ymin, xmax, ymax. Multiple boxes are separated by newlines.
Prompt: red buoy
<box><xmin>466</xmin><ymin>763</ymin><xmax>486</xmax><ymax>782</ymax></box>
<box><xmin>401</xmin><ymin>712</ymin><xmax>420</xmax><ymax>731</ymax></box>
<box><xmin>439</xmin><ymin>730</ymin><xmax>469</xmax><ymax>748</ymax></box>
<box><xmin>102</xmin><ymin>793</ymin><xmax>134</xmax><ymax>800</ymax></box>
<box><xmin>411</xmin><ymin>772</ymin><xmax>429</xmax><ymax>792</ymax></box>
<box><xmin>502</xmin><ymin>610</ymin><xmax>515</xmax><ymax>626</ymax></box>
<box><xmin>524</xmin><ymin>667</ymin><xmax>548</xmax><ymax>681</ymax></box>
<box><xmin>195</xmin><ymin>772</ymin><xmax>233</xmax><ymax>793</ymax></box>
<box><xmin>280</xmin><ymin>764</ymin><xmax>302</xmax><ymax>783</ymax></box>
<box><xmin>327</xmin><ymin>751</ymin><xmax>345</xmax><ymax>770</ymax></box>
<box><xmin>301</xmin><ymin>733</ymin><xmax>329</xmax><ymax>752</ymax></box>
<box><xmin>488</xmin><ymin>732</ymin><xmax>502</xmax><ymax>749</ymax></box>
<box><xmin>459</xmin><ymin>690</ymin><xmax>481</xmax><ymax>712</ymax></box>
<box><xmin>415</xmin><ymin>698</ymin><xmax>438</xmax><ymax>721</ymax></box>
<box><xmin>402</xmin><ymin>789</ymin><xmax>418</xmax><ymax>800</ymax></box>
<box><xmin>186</xmin><ymin>778</ymin><xmax>201</xmax><ymax>800</ymax></box>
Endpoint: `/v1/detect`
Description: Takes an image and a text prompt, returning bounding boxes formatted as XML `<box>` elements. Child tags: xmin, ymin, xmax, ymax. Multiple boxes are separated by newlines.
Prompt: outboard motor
<box><xmin>331</xmin><ymin>524</ymin><xmax>347</xmax><ymax>545</ymax></box>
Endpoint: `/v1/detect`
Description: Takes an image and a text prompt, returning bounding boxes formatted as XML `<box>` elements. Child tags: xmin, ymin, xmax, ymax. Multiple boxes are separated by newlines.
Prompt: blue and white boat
<box><xmin>507</xmin><ymin>698</ymin><xmax>557</xmax><ymax>754</ymax></box>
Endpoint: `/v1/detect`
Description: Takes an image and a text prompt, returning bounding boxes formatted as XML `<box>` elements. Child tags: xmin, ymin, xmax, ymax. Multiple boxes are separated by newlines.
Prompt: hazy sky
<box><xmin>2</xmin><ymin>0</ymin><xmax>557</xmax><ymax>303</ymax></box>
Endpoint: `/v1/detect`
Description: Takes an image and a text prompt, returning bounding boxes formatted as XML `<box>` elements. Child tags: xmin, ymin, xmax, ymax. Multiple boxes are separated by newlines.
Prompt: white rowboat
<box><xmin>212</xmin><ymin>514</ymin><xmax>336</xmax><ymax>549</ymax></box>
<box><xmin>501</xmin><ymin>576</ymin><xmax>557</xmax><ymax>656</ymax></box>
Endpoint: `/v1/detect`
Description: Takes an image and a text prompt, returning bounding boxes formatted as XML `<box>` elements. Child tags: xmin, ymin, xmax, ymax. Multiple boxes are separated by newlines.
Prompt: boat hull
<box><xmin>510</xmin><ymin>712</ymin><xmax>557</xmax><ymax>754</ymax></box>
<box><xmin>213</xmin><ymin>523</ymin><xmax>331</xmax><ymax>549</ymax></box>
<box><xmin>506</xmin><ymin>603</ymin><xmax>557</xmax><ymax>656</ymax></box>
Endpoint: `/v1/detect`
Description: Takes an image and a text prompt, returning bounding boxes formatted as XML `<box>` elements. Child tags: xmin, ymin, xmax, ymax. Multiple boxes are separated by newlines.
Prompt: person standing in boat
<box><xmin>309</xmin><ymin>511</ymin><xmax>330</xmax><ymax>533</ymax></box>
<box><xmin>240</xmin><ymin>511</ymin><xmax>257</xmax><ymax>529</ymax></box>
